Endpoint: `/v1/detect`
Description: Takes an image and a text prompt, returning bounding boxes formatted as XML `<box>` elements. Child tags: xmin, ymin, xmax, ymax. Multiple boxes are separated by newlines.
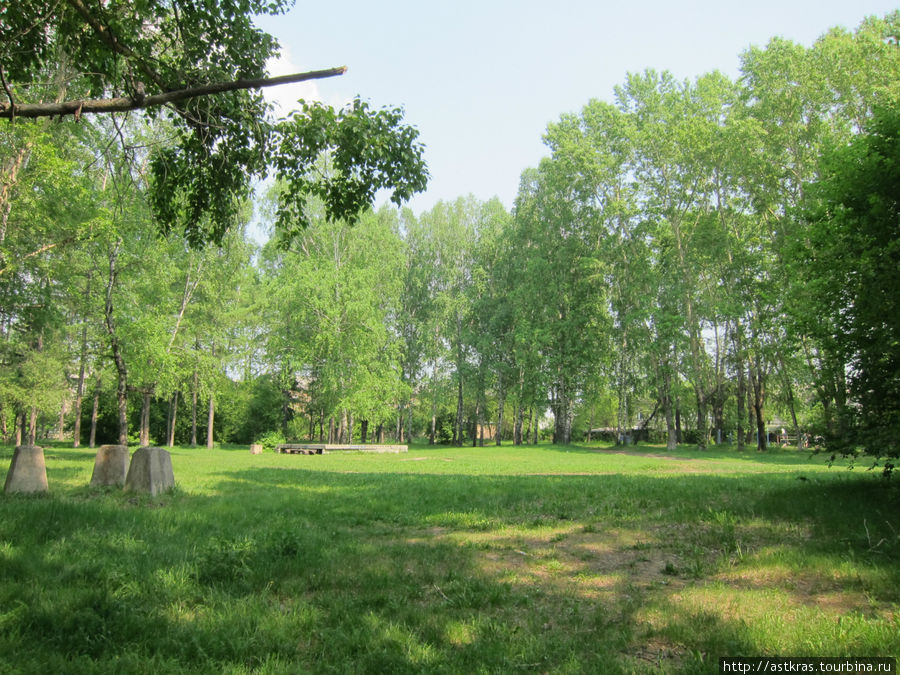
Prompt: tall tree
<box><xmin>261</xmin><ymin>204</ymin><xmax>405</xmax><ymax>442</ymax></box>
<box><xmin>795</xmin><ymin>104</ymin><xmax>900</xmax><ymax>465</ymax></box>
<box><xmin>512</xmin><ymin>162</ymin><xmax>609</xmax><ymax>444</ymax></box>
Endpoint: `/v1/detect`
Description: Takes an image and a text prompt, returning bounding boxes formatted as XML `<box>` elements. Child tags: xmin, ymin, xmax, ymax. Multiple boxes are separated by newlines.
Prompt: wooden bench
<box><xmin>275</xmin><ymin>443</ymin><xmax>408</xmax><ymax>454</ymax></box>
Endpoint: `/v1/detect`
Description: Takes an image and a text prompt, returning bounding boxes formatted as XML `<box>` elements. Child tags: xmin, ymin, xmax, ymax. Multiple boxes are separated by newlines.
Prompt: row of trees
<box><xmin>1</xmin><ymin>1</ymin><xmax>426</xmax><ymax>448</ymax></box>
<box><xmin>2</xmin><ymin>10</ymin><xmax>898</xmax><ymax>462</ymax></box>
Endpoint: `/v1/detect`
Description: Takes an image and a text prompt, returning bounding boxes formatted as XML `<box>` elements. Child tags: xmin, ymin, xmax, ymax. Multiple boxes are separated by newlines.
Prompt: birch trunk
<box><xmin>89</xmin><ymin>377</ymin><xmax>100</xmax><ymax>448</ymax></box>
<box><xmin>206</xmin><ymin>396</ymin><xmax>214</xmax><ymax>449</ymax></box>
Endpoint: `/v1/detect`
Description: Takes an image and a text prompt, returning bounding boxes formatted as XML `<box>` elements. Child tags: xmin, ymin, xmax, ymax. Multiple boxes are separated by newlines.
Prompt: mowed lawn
<box><xmin>0</xmin><ymin>442</ymin><xmax>897</xmax><ymax>673</ymax></box>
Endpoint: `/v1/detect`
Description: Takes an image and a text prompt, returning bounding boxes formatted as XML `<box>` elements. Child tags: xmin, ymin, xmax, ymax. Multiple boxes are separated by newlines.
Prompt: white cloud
<box><xmin>264</xmin><ymin>46</ymin><xmax>352</xmax><ymax>117</ymax></box>
<box><xmin>264</xmin><ymin>46</ymin><xmax>323</xmax><ymax>117</ymax></box>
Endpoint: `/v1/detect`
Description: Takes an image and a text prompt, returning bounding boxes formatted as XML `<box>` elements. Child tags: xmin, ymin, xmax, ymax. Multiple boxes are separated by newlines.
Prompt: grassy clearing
<box><xmin>0</xmin><ymin>441</ymin><xmax>897</xmax><ymax>673</ymax></box>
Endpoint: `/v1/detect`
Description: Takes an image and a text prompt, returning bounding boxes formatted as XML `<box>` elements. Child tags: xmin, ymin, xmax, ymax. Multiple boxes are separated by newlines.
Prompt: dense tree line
<box><xmin>1</xmin><ymin>10</ymin><xmax>898</xmax><ymax>468</ymax></box>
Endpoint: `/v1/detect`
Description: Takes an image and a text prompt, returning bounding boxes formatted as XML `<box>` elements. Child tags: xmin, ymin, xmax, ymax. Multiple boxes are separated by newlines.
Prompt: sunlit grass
<box><xmin>1</xmin><ymin>441</ymin><xmax>897</xmax><ymax>673</ymax></box>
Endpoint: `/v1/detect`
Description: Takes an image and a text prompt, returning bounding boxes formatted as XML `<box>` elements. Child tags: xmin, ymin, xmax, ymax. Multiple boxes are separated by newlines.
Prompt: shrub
<box><xmin>255</xmin><ymin>429</ymin><xmax>286</xmax><ymax>452</ymax></box>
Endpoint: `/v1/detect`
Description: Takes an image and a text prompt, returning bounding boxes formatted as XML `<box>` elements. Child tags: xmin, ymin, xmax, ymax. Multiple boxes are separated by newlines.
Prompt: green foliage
<box><xmin>796</xmin><ymin>104</ymin><xmax>900</xmax><ymax>462</ymax></box>
<box><xmin>272</xmin><ymin>99</ymin><xmax>429</xmax><ymax>243</ymax></box>
<box><xmin>260</xmin><ymin>205</ymin><xmax>406</xmax><ymax>434</ymax></box>
<box><xmin>255</xmin><ymin>429</ymin><xmax>286</xmax><ymax>452</ymax></box>
<box><xmin>4</xmin><ymin>1</ymin><xmax>428</xmax><ymax>246</ymax></box>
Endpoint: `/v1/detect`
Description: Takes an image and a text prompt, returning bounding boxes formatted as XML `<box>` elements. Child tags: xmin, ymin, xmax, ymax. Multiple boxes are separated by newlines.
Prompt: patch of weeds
<box><xmin>662</xmin><ymin>561</ymin><xmax>679</xmax><ymax>576</ymax></box>
<box><xmin>194</xmin><ymin>536</ymin><xmax>258</xmax><ymax>590</ymax></box>
<box><xmin>527</xmin><ymin>515</ymin><xmax>553</xmax><ymax>528</ymax></box>
<box><xmin>437</xmin><ymin>573</ymin><xmax>510</xmax><ymax>610</ymax></box>
<box><xmin>685</xmin><ymin>546</ymin><xmax>709</xmax><ymax>579</ymax></box>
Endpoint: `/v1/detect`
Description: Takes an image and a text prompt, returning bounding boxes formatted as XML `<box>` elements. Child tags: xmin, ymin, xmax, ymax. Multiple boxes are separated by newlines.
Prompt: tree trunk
<box><xmin>167</xmin><ymin>391</ymin><xmax>179</xmax><ymax>447</ymax></box>
<box><xmin>749</xmin><ymin>358</ymin><xmax>767</xmax><ymax>451</ymax></box>
<box><xmin>778</xmin><ymin>354</ymin><xmax>801</xmax><ymax>448</ymax></box>
<box><xmin>513</xmin><ymin>404</ymin><xmax>523</xmax><ymax>446</ymax></box>
<box><xmin>746</xmin><ymin>378</ymin><xmax>754</xmax><ymax>445</ymax></box>
<box><xmin>104</xmin><ymin>240</ymin><xmax>129</xmax><ymax>445</ymax></box>
<box><xmin>615</xmin><ymin>352</ymin><xmax>628</xmax><ymax>446</ymax></box>
<box><xmin>657</xmin><ymin>353</ymin><xmax>678</xmax><ymax>451</ymax></box>
<box><xmin>361</xmin><ymin>419</ymin><xmax>368</xmax><ymax>444</ymax></box>
<box><xmin>89</xmin><ymin>377</ymin><xmax>100</xmax><ymax>448</ymax></box>
<box><xmin>166</xmin><ymin>393</ymin><xmax>174</xmax><ymax>446</ymax></box>
<box><xmin>281</xmin><ymin>385</ymin><xmax>292</xmax><ymax>436</ymax></box>
<box><xmin>552</xmin><ymin>381</ymin><xmax>573</xmax><ymax>445</ymax></box>
<box><xmin>339</xmin><ymin>409</ymin><xmax>347</xmax><ymax>444</ymax></box>
<box><xmin>472</xmin><ymin>398</ymin><xmax>480</xmax><ymax>448</ymax></box>
<box><xmin>587</xmin><ymin>404</ymin><xmax>594</xmax><ymax>444</ymax></box>
<box><xmin>27</xmin><ymin>407</ymin><xmax>38</xmax><ymax>446</ymax></box>
<box><xmin>514</xmin><ymin>368</ymin><xmax>525</xmax><ymax>446</ymax></box>
<box><xmin>376</xmin><ymin>423</ymin><xmax>384</xmax><ymax>443</ymax></box>
<box><xmin>675</xmin><ymin>403</ymin><xmax>682</xmax><ymax>444</ymax></box>
<box><xmin>72</xmin><ymin>272</ymin><xmax>92</xmax><ymax>448</ymax></box>
<box><xmin>429</xmin><ymin>359</ymin><xmax>438</xmax><ymax>445</ymax></box>
<box><xmin>191</xmin><ymin>368</ymin><xmax>198</xmax><ymax>447</ymax></box>
<box><xmin>140</xmin><ymin>389</ymin><xmax>152</xmax><ymax>446</ymax></box>
<box><xmin>206</xmin><ymin>395</ymin><xmax>214</xmax><ymax>449</ymax></box>
<box><xmin>734</xmin><ymin>328</ymin><xmax>746</xmax><ymax>451</ymax></box>
<box><xmin>711</xmin><ymin>387</ymin><xmax>725</xmax><ymax>445</ymax></box>
<box><xmin>496</xmin><ymin>381</ymin><xmax>504</xmax><ymax>446</ymax></box>
<box><xmin>57</xmin><ymin>398</ymin><xmax>67</xmax><ymax>441</ymax></box>
<box><xmin>1</xmin><ymin>143</ymin><xmax>34</xmax><ymax>243</ymax></box>
<box><xmin>454</xmin><ymin>371</ymin><xmax>464</xmax><ymax>447</ymax></box>
<box><xmin>72</xmin><ymin>367</ymin><xmax>85</xmax><ymax>447</ymax></box>
<box><xmin>695</xmin><ymin>391</ymin><xmax>708</xmax><ymax>451</ymax></box>
<box><xmin>664</xmin><ymin>393</ymin><xmax>677</xmax><ymax>451</ymax></box>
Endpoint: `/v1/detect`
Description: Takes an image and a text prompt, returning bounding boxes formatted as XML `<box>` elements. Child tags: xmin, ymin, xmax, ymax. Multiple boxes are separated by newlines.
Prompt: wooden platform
<box><xmin>276</xmin><ymin>443</ymin><xmax>408</xmax><ymax>454</ymax></box>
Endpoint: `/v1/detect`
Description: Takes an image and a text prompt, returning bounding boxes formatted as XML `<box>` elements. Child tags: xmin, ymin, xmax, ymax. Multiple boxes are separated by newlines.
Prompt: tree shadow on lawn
<box><xmin>220</xmin><ymin>465</ymin><xmax>899</xmax><ymax>570</ymax></box>
<box><xmin>0</xmin><ymin>467</ymin><xmax>896</xmax><ymax>672</ymax></box>
<box><xmin>213</xmin><ymin>468</ymin><xmax>899</xmax><ymax>656</ymax></box>
<box><xmin>550</xmin><ymin>441</ymin><xmax>838</xmax><ymax>464</ymax></box>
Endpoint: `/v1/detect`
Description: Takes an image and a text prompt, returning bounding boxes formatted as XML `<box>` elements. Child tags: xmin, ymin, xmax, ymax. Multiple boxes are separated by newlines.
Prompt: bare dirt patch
<box><xmin>406</xmin><ymin>524</ymin><xmax>689</xmax><ymax>600</ymax></box>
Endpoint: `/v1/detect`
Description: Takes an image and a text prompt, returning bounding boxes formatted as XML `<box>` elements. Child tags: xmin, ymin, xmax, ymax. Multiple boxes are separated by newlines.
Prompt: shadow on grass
<box><xmin>548</xmin><ymin>440</ymin><xmax>835</xmax><ymax>462</ymax></box>
<box><xmin>0</xmin><ymin>460</ymin><xmax>897</xmax><ymax>672</ymax></box>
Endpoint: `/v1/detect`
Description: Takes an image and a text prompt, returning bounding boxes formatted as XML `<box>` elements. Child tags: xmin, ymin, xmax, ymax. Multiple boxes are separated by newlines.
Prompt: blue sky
<box><xmin>254</xmin><ymin>1</ymin><xmax>898</xmax><ymax>217</ymax></box>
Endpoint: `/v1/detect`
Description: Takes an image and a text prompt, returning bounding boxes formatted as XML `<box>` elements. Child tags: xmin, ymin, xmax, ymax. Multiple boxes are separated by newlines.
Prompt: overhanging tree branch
<box><xmin>0</xmin><ymin>67</ymin><xmax>347</xmax><ymax>120</ymax></box>
<box><xmin>63</xmin><ymin>0</ymin><xmax>168</xmax><ymax>92</ymax></box>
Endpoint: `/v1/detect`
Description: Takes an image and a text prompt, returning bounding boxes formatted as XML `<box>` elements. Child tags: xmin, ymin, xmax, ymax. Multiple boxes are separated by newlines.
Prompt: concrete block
<box><xmin>90</xmin><ymin>444</ymin><xmax>130</xmax><ymax>488</ymax></box>
<box><xmin>4</xmin><ymin>445</ymin><xmax>49</xmax><ymax>494</ymax></box>
<box><xmin>125</xmin><ymin>446</ymin><xmax>175</xmax><ymax>496</ymax></box>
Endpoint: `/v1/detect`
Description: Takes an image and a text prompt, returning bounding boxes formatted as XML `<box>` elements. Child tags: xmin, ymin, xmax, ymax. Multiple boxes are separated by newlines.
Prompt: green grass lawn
<box><xmin>1</xmin><ymin>441</ymin><xmax>897</xmax><ymax>673</ymax></box>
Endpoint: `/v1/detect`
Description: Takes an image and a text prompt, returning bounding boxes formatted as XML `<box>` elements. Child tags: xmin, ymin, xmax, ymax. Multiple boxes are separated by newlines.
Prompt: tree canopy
<box><xmin>1</xmin><ymin>7</ymin><xmax>899</xmax><ymax>468</ymax></box>
<box><xmin>797</xmin><ymin>104</ymin><xmax>900</xmax><ymax>464</ymax></box>
<box><xmin>1</xmin><ymin>0</ymin><xmax>428</xmax><ymax>245</ymax></box>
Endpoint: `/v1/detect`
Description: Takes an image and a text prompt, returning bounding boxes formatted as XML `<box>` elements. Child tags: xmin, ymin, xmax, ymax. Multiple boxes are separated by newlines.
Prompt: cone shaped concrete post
<box><xmin>125</xmin><ymin>446</ymin><xmax>175</xmax><ymax>496</ymax></box>
<box><xmin>4</xmin><ymin>446</ymin><xmax>49</xmax><ymax>494</ymax></box>
<box><xmin>90</xmin><ymin>444</ymin><xmax>131</xmax><ymax>488</ymax></box>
